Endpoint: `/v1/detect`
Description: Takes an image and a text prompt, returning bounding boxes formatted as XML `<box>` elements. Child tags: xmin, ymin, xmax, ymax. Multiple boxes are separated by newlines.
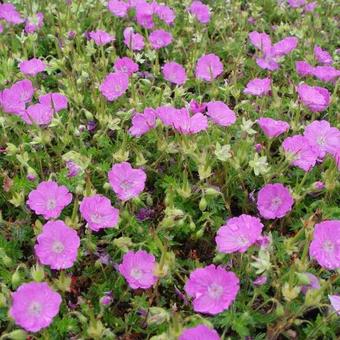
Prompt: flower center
<box><xmin>130</xmin><ymin>267</ymin><xmax>143</xmax><ymax>280</ymax></box>
<box><xmin>46</xmin><ymin>199</ymin><xmax>57</xmax><ymax>210</ymax></box>
<box><xmin>323</xmin><ymin>240</ymin><xmax>334</xmax><ymax>253</ymax></box>
<box><xmin>271</xmin><ymin>197</ymin><xmax>282</xmax><ymax>209</ymax></box>
<box><xmin>52</xmin><ymin>240</ymin><xmax>65</xmax><ymax>254</ymax></box>
<box><xmin>120</xmin><ymin>179</ymin><xmax>133</xmax><ymax>191</ymax></box>
<box><xmin>237</xmin><ymin>235</ymin><xmax>249</xmax><ymax>246</ymax></box>
<box><xmin>317</xmin><ymin>135</ymin><xmax>326</xmax><ymax>146</ymax></box>
<box><xmin>114</xmin><ymin>84</ymin><xmax>121</xmax><ymax>92</ymax></box>
<box><xmin>208</xmin><ymin>283</ymin><xmax>223</xmax><ymax>299</ymax></box>
<box><xmin>28</xmin><ymin>301</ymin><xmax>42</xmax><ymax>316</ymax></box>
<box><xmin>91</xmin><ymin>213</ymin><xmax>102</xmax><ymax>224</ymax></box>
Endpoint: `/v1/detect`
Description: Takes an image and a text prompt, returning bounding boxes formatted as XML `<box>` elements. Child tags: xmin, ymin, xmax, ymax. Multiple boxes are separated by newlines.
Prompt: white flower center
<box><xmin>271</xmin><ymin>197</ymin><xmax>282</xmax><ymax>209</ymax></box>
<box><xmin>28</xmin><ymin>301</ymin><xmax>42</xmax><ymax>316</ymax></box>
<box><xmin>208</xmin><ymin>283</ymin><xmax>223</xmax><ymax>299</ymax></box>
<box><xmin>91</xmin><ymin>213</ymin><xmax>102</xmax><ymax>224</ymax></box>
<box><xmin>120</xmin><ymin>180</ymin><xmax>132</xmax><ymax>191</ymax></box>
<box><xmin>46</xmin><ymin>199</ymin><xmax>57</xmax><ymax>210</ymax></box>
<box><xmin>317</xmin><ymin>135</ymin><xmax>326</xmax><ymax>146</ymax></box>
<box><xmin>52</xmin><ymin>240</ymin><xmax>65</xmax><ymax>254</ymax></box>
<box><xmin>323</xmin><ymin>240</ymin><xmax>334</xmax><ymax>253</ymax></box>
<box><xmin>130</xmin><ymin>267</ymin><xmax>143</xmax><ymax>280</ymax></box>
<box><xmin>114</xmin><ymin>85</ymin><xmax>121</xmax><ymax>92</ymax></box>
<box><xmin>238</xmin><ymin>235</ymin><xmax>249</xmax><ymax>246</ymax></box>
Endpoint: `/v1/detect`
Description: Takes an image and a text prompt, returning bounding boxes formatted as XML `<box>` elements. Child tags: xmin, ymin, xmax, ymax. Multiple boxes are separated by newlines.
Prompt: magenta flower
<box><xmin>304</xmin><ymin>2</ymin><xmax>317</xmax><ymax>12</ymax></box>
<box><xmin>188</xmin><ymin>1</ymin><xmax>211</xmax><ymax>24</ymax></box>
<box><xmin>22</xmin><ymin>103</ymin><xmax>53</xmax><ymax>125</ymax></box>
<box><xmin>38</xmin><ymin>93</ymin><xmax>68</xmax><ymax>112</ymax></box>
<box><xmin>149</xmin><ymin>29</ymin><xmax>172</xmax><ymax>49</ymax></box>
<box><xmin>118</xmin><ymin>250</ymin><xmax>158</xmax><ymax>289</ymax></box>
<box><xmin>35</xmin><ymin>220</ymin><xmax>80</xmax><ymax>269</ymax></box>
<box><xmin>257</xmin><ymin>117</ymin><xmax>290</xmax><ymax>138</ymax></box>
<box><xmin>253</xmin><ymin>275</ymin><xmax>267</xmax><ymax>286</ymax></box>
<box><xmin>195</xmin><ymin>54</ymin><xmax>223</xmax><ymax>82</ymax></box>
<box><xmin>297</xmin><ymin>84</ymin><xmax>330</xmax><ymax>113</ymax></box>
<box><xmin>300</xmin><ymin>273</ymin><xmax>320</xmax><ymax>294</ymax></box>
<box><xmin>11</xmin><ymin>79</ymin><xmax>34</xmax><ymax>103</ymax></box>
<box><xmin>296</xmin><ymin>61</ymin><xmax>314</xmax><ymax>77</ymax></box>
<box><xmin>19</xmin><ymin>58</ymin><xmax>46</xmax><ymax>76</ymax></box>
<box><xmin>114</xmin><ymin>57</ymin><xmax>139</xmax><ymax>76</ymax></box>
<box><xmin>172</xmin><ymin>108</ymin><xmax>208</xmax><ymax>134</ymax></box>
<box><xmin>27</xmin><ymin>181</ymin><xmax>72</xmax><ymax>219</ymax></box>
<box><xmin>79</xmin><ymin>194</ymin><xmax>119</xmax><ymax>232</ymax></box>
<box><xmin>25</xmin><ymin>12</ymin><xmax>44</xmax><ymax>34</ymax></box>
<box><xmin>135</xmin><ymin>1</ymin><xmax>154</xmax><ymax>29</ymax></box>
<box><xmin>9</xmin><ymin>282</ymin><xmax>62</xmax><ymax>332</ymax></box>
<box><xmin>248</xmin><ymin>31</ymin><xmax>272</xmax><ymax>52</ymax></box>
<box><xmin>244</xmin><ymin>78</ymin><xmax>271</xmax><ymax>96</ymax></box>
<box><xmin>329</xmin><ymin>295</ymin><xmax>340</xmax><ymax>315</ymax></box>
<box><xmin>216</xmin><ymin>214</ymin><xmax>264</xmax><ymax>254</ymax></box>
<box><xmin>304</xmin><ymin>120</ymin><xmax>340</xmax><ymax>159</ymax></box>
<box><xmin>123</xmin><ymin>27</ymin><xmax>145</xmax><ymax>51</ymax></box>
<box><xmin>179</xmin><ymin>324</ymin><xmax>220</xmax><ymax>340</ymax></box>
<box><xmin>189</xmin><ymin>100</ymin><xmax>207</xmax><ymax>114</ymax></box>
<box><xmin>206</xmin><ymin>101</ymin><xmax>236</xmax><ymax>127</ymax></box>
<box><xmin>154</xmin><ymin>3</ymin><xmax>175</xmax><ymax>25</ymax></box>
<box><xmin>89</xmin><ymin>30</ymin><xmax>115</xmax><ymax>46</ymax></box>
<box><xmin>128</xmin><ymin>107</ymin><xmax>156</xmax><ymax>137</ymax></box>
<box><xmin>156</xmin><ymin>105</ymin><xmax>177</xmax><ymax>126</ymax></box>
<box><xmin>314</xmin><ymin>45</ymin><xmax>333</xmax><ymax>65</ymax></box>
<box><xmin>99</xmin><ymin>71</ymin><xmax>129</xmax><ymax>101</ymax></box>
<box><xmin>309</xmin><ymin>220</ymin><xmax>340</xmax><ymax>270</ymax></box>
<box><xmin>108</xmin><ymin>0</ymin><xmax>129</xmax><ymax>17</ymax></box>
<box><xmin>287</xmin><ymin>0</ymin><xmax>306</xmax><ymax>8</ymax></box>
<box><xmin>0</xmin><ymin>88</ymin><xmax>25</xmax><ymax>116</ymax></box>
<box><xmin>282</xmin><ymin>135</ymin><xmax>319</xmax><ymax>171</ymax></box>
<box><xmin>0</xmin><ymin>3</ymin><xmax>24</xmax><ymax>24</ymax></box>
<box><xmin>257</xmin><ymin>183</ymin><xmax>294</xmax><ymax>219</ymax></box>
<box><xmin>184</xmin><ymin>264</ymin><xmax>239</xmax><ymax>315</ymax></box>
<box><xmin>108</xmin><ymin>162</ymin><xmax>147</xmax><ymax>201</ymax></box>
<box><xmin>162</xmin><ymin>61</ymin><xmax>187</xmax><ymax>85</ymax></box>
<box><xmin>312</xmin><ymin>66</ymin><xmax>340</xmax><ymax>83</ymax></box>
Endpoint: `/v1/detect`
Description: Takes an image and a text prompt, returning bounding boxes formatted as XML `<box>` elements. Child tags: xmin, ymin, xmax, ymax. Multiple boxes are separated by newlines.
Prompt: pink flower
<box><xmin>300</xmin><ymin>273</ymin><xmax>320</xmax><ymax>294</ymax></box>
<box><xmin>22</xmin><ymin>103</ymin><xmax>53</xmax><ymax>125</ymax></box>
<box><xmin>179</xmin><ymin>324</ymin><xmax>220</xmax><ymax>340</ymax></box>
<box><xmin>257</xmin><ymin>117</ymin><xmax>290</xmax><ymax>138</ymax></box>
<box><xmin>0</xmin><ymin>88</ymin><xmax>26</xmax><ymax>116</ymax></box>
<box><xmin>19</xmin><ymin>58</ymin><xmax>46</xmax><ymax>76</ymax></box>
<box><xmin>156</xmin><ymin>105</ymin><xmax>177</xmax><ymax>126</ymax></box>
<box><xmin>271</xmin><ymin>37</ymin><xmax>298</xmax><ymax>57</ymax></box>
<box><xmin>108</xmin><ymin>162</ymin><xmax>147</xmax><ymax>201</ymax></box>
<box><xmin>216</xmin><ymin>214</ymin><xmax>264</xmax><ymax>254</ymax></box>
<box><xmin>79</xmin><ymin>194</ymin><xmax>119</xmax><ymax>231</ymax></box>
<box><xmin>312</xmin><ymin>66</ymin><xmax>340</xmax><ymax>83</ymax></box>
<box><xmin>108</xmin><ymin>0</ymin><xmax>129</xmax><ymax>17</ymax></box>
<box><xmin>257</xmin><ymin>183</ymin><xmax>294</xmax><ymax>219</ymax></box>
<box><xmin>189</xmin><ymin>100</ymin><xmax>207</xmax><ymax>114</ymax></box>
<box><xmin>206</xmin><ymin>101</ymin><xmax>236</xmax><ymax>127</ymax></box>
<box><xmin>309</xmin><ymin>220</ymin><xmax>340</xmax><ymax>270</ymax></box>
<box><xmin>195</xmin><ymin>54</ymin><xmax>223</xmax><ymax>82</ymax></box>
<box><xmin>118</xmin><ymin>250</ymin><xmax>157</xmax><ymax>289</ymax></box>
<box><xmin>25</xmin><ymin>12</ymin><xmax>44</xmax><ymax>34</ymax></box>
<box><xmin>304</xmin><ymin>2</ymin><xmax>317</xmax><ymax>12</ymax></box>
<box><xmin>27</xmin><ymin>181</ymin><xmax>72</xmax><ymax>219</ymax></box>
<box><xmin>11</xmin><ymin>79</ymin><xmax>34</xmax><ymax>103</ymax></box>
<box><xmin>188</xmin><ymin>1</ymin><xmax>211</xmax><ymax>24</ymax></box>
<box><xmin>38</xmin><ymin>93</ymin><xmax>68</xmax><ymax>112</ymax></box>
<box><xmin>99</xmin><ymin>71</ymin><xmax>129</xmax><ymax>101</ymax></box>
<box><xmin>9</xmin><ymin>282</ymin><xmax>62</xmax><ymax>332</ymax></box>
<box><xmin>172</xmin><ymin>108</ymin><xmax>208</xmax><ymax>134</ymax></box>
<box><xmin>123</xmin><ymin>27</ymin><xmax>145</xmax><ymax>51</ymax></box>
<box><xmin>184</xmin><ymin>264</ymin><xmax>239</xmax><ymax>315</ymax></box>
<box><xmin>314</xmin><ymin>45</ymin><xmax>333</xmax><ymax>65</ymax></box>
<box><xmin>0</xmin><ymin>3</ymin><xmax>24</xmax><ymax>24</ymax></box>
<box><xmin>89</xmin><ymin>30</ymin><xmax>115</xmax><ymax>46</ymax></box>
<box><xmin>282</xmin><ymin>135</ymin><xmax>318</xmax><ymax>171</ymax></box>
<box><xmin>297</xmin><ymin>84</ymin><xmax>330</xmax><ymax>113</ymax></box>
<box><xmin>114</xmin><ymin>57</ymin><xmax>139</xmax><ymax>76</ymax></box>
<box><xmin>154</xmin><ymin>3</ymin><xmax>175</xmax><ymax>25</ymax></box>
<box><xmin>149</xmin><ymin>29</ymin><xmax>172</xmax><ymax>49</ymax></box>
<box><xmin>135</xmin><ymin>1</ymin><xmax>154</xmax><ymax>29</ymax></box>
<box><xmin>35</xmin><ymin>220</ymin><xmax>80</xmax><ymax>269</ymax></box>
<box><xmin>304</xmin><ymin>120</ymin><xmax>340</xmax><ymax>159</ymax></box>
<box><xmin>287</xmin><ymin>0</ymin><xmax>306</xmax><ymax>8</ymax></box>
<box><xmin>244</xmin><ymin>78</ymin><xmax>271</xmax><ymax>96</ymax></box>
<box><xmin>128</xmin><ymin>107</ymin><xmax>156</xmax><ymax>137</ymax></box>
<box><xmin>329</xmin><ymin>295</ymin><xmax>340</xmax><ymax>315</ymax></box>
<box><xmin>162</xmin><ymin>61</ymin><xmax>187</xmax><ymax>85</ymax></box>
<box><xmin>296</xmin><ymin>61</ymin><xmax>314</xmax><ymax>77</ymax></box>
<box><xmin>253</xmin><ymin>275</ymin><xmax>267</xmax><ymax>286</ymax></box>
<box><xmin>248</xmin><ymin>31</ymin><xmax>272</xmax><ymax>52</ymax></box>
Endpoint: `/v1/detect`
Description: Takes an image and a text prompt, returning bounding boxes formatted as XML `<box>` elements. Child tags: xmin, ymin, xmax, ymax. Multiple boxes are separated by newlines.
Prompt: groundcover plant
<box><xmin>0</xmin><ymin>0</ymin><xmax>339</xmax><ymax>339</ymax></box>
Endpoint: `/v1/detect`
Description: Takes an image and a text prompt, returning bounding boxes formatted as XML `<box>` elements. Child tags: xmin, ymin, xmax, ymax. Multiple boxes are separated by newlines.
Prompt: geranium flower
<box><xmin>312</xmin><ymin>66</ymin><xmax>340</xmax><ymax>83</ymax></box>
<box><xmin>27</xmin><ymin>181</ymin><xmax>72</xmax><ymax>219</ymax></box>
<box><xmin>99</xmin><ymin>71</ymin><xmax>129</xmax><ymax>101</ymax></box>
<box><xmin>184</xmin><ymin>264</ymin><xmax>239</xmax><ymax>315</ymax></box>
<box><xmin>257</xmin><ymin>183</ymin><xmax>294</xmax><ymax>219</ymax></box>
<box><xmin>257</xmin><ymin>117</ymin><xmax>290</xmax><ymax>138</ymax></box>
<box><xmin>38</xmin><ymin>93</ymin><xmax>68</xmax><ymax>112</ymax></box>
<box><xmin>128</xmin><ymin>108</ymin><xmax>156</xmax><ymax>137</ymax></box>
<box><xmin>195</xmin><ymin>54</ymin><xmax>223</xmax><ymax>81</ymax></box>
<box><xmin>297</xmin><ymin>84</ymin><xmax>330</xmax><ymax>112</ymax></box>
<box><xmin>108</xmin><ymin>162</ymin><xmax>147</xmax><ymax>201</ymax></box>
<box><xmin>282</xmin><ymin>135</ymin><xmax>318</xmax><ymax>171</ymax></box>
<box><xmin>179</xmin><ymin>324</ymin><xmax>220</xmax><ymax>340</ymax></box>
<box><xmin>314</xmin><ymin>45</ymin><xmax>333</xmax><ymax>65</ymax></box>
<box><xmin>80</xmin><ymin>194</ymin><xmax>119</xmax><ymax>231</ymax></box>
<box><xmin>118</xmin><ymin>250</ymin><xmax>158</xmax><ymax>289</ymax></box>
<box><xmin>25</xmin><ymin>12</ymin><xmax>44</xmax><ymax>34</ymax></box>
<box><xmin>329</xmin><ymin>295</ymin><xmax>340</xmax><ymax>315</ymax></box>
<box><xmin>35</xmin><ymin>220</ymin><xmax>80</xmax><ymax>269</ymax></box>
<box><xmin>10</xmin><ymin>79</ymin><xmax>34</xmax><ymax>103</ymax></box>
<box><xmin>216</xmin><ymin>214</ymin><xmax>264</xmax><ymax>253</ymax></box>
<box><xmin>309</xmin><ymin>220</ymin><xmax>340</xmax><ymax>270</ymax></box>
<box><xmin>19</xmin><ymin>58</ymin><xmax>46</xmax><ymax>76</ymax></box>
<box><xmin>189</xmin><ymin>100</ymin><xmax>207</xmax><ymax>114</ymax></box>
<box><xmin>0</xmin><ymin>3</ymin><xmax>24</xmax><ymax>24</ymax></box>
<box><xmin>172</xmin><ymin>108</ymin><xmax>208</xmax><ymax>134</ymax></box>
<box><xmin>149</xmin><ymin>29</ymin><xmax>172</xmax><ymax>49</ymax></box>
<box><xmin>108</xmin><ymin>0</ymin><xmax>129</xmax><ymax>17</ymax></box>
<box><xmin>156</xmin><ymin>105</ymin><xmax>178</xmax><ymax>126</ymax></box>
<box><xmin>300</xmin><ymin>273</ymin><xmax>320</xmax><ymax>294</ymax></box>
<box><xmin>244</xmin><ymin>78</ymin><xmax>271</xmax><ymax>96</ymax></box>
<box><xmin>114</xmin><ymin>57</ymin><xmax>139</xmax><ymax>76</ymax></box>
<box><xmin>135</xmin><ymin>1</ymin><xmax>154</xmax><ymax>29</ymax></box>
<box><xmin>154</xmin><ymin>3</ymin><xmax>175</xmax><ymax>25</ymax></box>
<box><xmin>295</xmin><ymin>61</ymin><xmax>314</xmax><ymax>77</ymax></box>
<box><xmin>206</xmin><ymin>101</ymin><xmax>236</xmax><ymax>127</ymax></box>
<box><xmin>9</xmin><ymin>282</ymin><xmax>62</xmax><ymax>332</ymax></box>
<box><xmin>287</xmin><ymin>0</ymin><xmax>306</xmax><ymax>8</ymax></box>
<box><xmin>162</xmin><ymin>61</ymin><xmax>187</xmax><ymax>85</ymax></box>
<box><xmin>89</xmin><ymin>30</ymin><xmax>115</xmax><ymax>46</ymax></box>
<box><xmin>123</xmin><ymin>27</ymin><xmax>144</xmax><ymax>51</ymax></box>
<box><xmin>22</xmin><ymin>103</ymin><xmax>53</xmax><ymax>125</ymax></box>
<box><xmin>188</xmin><ymin>1</ymin><xmax>211</xmax><ymax>24</ymax></box>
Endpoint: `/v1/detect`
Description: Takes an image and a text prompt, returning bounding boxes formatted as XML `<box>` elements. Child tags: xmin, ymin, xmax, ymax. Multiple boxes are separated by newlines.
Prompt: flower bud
<box><xmin>282</xmin><ymin>282</ymin><xmax>300</xmax><ymax>301</ymax></box>
<box><xmin>1</xmin><ymin>329</ymin><xmax>27</xmax><ymax>340</ymax></box>
<box><xmin>199</xmin><ymin>197</ymin><xmax>207</xmax><ymax>211</ymax></box>
<box><xmin>31</xmin><ymin>264</ymin><xmax>45</xmax><ymax>282</ymax></box>
<box><xmin>11</xmin><ymin>270</ymin><xmax>22</xmax><ymax>287</ymax></box>
<box><xmin>147</xmin><ymin>307</ymin><xmax>169</xmax><ymax>325</ymax></box>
